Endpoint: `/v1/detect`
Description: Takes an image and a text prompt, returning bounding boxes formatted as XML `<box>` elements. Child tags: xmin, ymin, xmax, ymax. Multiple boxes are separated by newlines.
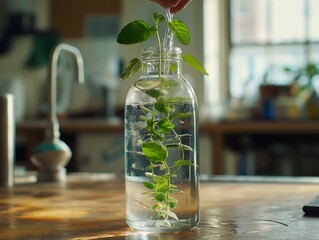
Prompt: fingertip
<box><xmin>169</xmin><ymin>0</ymin><xmax>191</xmax><ymax>14</ymax></box>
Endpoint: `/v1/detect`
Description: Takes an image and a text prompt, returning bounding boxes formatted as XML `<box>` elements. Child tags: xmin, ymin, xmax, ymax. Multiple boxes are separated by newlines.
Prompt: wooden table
<box><xmin>1</xmin><ymin>174</ymin><xmax>319</xmax><ymax>239</ymax></box>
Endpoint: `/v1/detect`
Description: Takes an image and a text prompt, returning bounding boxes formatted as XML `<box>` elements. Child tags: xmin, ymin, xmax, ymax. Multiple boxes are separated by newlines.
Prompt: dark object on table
<box><xmin>303</xmin><ymin>195</ymin><xmax>319</xmax><ymax>216</ymax></box>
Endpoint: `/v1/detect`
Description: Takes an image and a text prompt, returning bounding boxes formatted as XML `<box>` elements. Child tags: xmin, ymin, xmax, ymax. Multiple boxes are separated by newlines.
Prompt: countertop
<box><xmin>1</xmin><ymin>174</ymin><xmax>319</xmax><ymax>239</ymax></box>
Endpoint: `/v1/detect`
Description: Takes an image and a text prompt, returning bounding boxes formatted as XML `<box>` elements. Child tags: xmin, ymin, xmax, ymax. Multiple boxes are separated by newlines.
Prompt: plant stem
<box><xmin>141</xmin><ymin>15</ymin><xmax>190</xmax><ymax>224</ymax></box>
<box><xmin>163</xmin><ymin>160</ymin><xmax>171</xmax><ymax>210</ymax></box>
<box><xmin>171</xmin><ymin>128</ymin><xmax>186</xmax><ymax>175</ymax></box>
<box><xmin>155</xmin><ymin>25</ymin><xmax>162</xmax><ymax>79</ymax></box>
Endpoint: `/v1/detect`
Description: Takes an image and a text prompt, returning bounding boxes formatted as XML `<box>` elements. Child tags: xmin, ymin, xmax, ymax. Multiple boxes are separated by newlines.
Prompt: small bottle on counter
<box><xmin>0</xmin><ymin>94</ymin><xmax>15</xmax><ymax>188</ymax></box>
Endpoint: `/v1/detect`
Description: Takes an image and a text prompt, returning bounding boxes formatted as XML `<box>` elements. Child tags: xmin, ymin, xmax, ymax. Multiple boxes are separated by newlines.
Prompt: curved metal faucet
<box><xmin>48</xmin><ymin>43</ymin><xmax>85</xmax><ymax>142</ymax></box>
<box><xmin>31</xmin><ymin>43</ymin><xmax>85</xmax><ymax>182</ymax></box>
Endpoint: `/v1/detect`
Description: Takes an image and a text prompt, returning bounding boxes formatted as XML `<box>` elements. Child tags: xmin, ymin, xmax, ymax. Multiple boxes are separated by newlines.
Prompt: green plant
<box><xmin>117</xmin><ymin>11</ymin><xmax>207</xmax><ymax>224</ymax></box>
<box><xmin>117</xmin><ymin>12</ymin><xmax>208</xmax><ymax>79</ymax></box>
<box><xmin>284</xmin><ymin>63</ymin><xmax>319</xmax><ymax>93</ymax></box>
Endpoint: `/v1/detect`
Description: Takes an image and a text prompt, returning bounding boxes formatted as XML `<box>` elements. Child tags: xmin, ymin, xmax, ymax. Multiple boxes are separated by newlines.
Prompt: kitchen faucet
<box><xmin>31</xmin><ymin>43</ymin><xmax>85</xmax><ymax>182</ymax></box>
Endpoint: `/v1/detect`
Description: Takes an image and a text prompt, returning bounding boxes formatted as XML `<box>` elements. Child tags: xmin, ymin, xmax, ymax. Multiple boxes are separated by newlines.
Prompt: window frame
<box><xmin>227</xmin><ymin>0</ymin><xmax>319</xmax><ymax>100</ymax></box>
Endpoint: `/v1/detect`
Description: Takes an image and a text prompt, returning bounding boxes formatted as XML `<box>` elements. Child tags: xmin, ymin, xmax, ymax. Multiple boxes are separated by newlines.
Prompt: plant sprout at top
<box><xmin>117</xmin><ymin>11</ymin><xmax>208</xmax><ymax>80</ymax></box>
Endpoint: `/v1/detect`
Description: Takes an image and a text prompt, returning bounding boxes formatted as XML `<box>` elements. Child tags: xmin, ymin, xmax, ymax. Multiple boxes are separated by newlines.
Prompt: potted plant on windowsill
<box><xmin>258</xmin><ymin>70</ymin><xmax>296</xmax><ymax>119</ymax></box>
<box><xmin>284</xmin><ymin>63</ymin><xmax>319</xmax><ymax>99</ymax></box>
<box><xmin>284</xmin><ymin>63</ymin><xmax>319</xmax><ymax>119</ymax></box>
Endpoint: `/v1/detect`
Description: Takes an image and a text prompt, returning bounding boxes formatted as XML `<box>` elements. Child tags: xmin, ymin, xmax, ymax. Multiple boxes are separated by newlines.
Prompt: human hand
<box><xmin>151</xmin><ymin>0</ymin><xmax>192</xmax><ymax>14</ymax></box>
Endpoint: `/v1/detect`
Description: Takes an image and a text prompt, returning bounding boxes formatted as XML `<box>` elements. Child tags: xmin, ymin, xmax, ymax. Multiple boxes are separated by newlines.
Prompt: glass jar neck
<box><xmin>141</xmin><ymin>47</ymin><xmax>182</xmax><ymax>77</ymax></box>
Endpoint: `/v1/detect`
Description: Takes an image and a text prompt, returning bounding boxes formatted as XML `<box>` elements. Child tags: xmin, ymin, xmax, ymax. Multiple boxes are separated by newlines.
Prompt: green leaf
<box><xmin>165</xmin><ymin>97</ymin><xmax>191</xmax><ymax>103</ymax></box>
<box><xmin>158</xmin><ymin>117</ymin><xmax>175</xmax><ymax>133</ymax></box>
<box><xmin>153</xmin><ymin>131</ymin><xmax>164</xmax><ymax>141</ymax></box>
<box><xmin>169</xmin><ymin>112</ymin><xmax>193</xmax><ymax>121</ymax></box>
<box><xmin>153</xmin><ymin>12</ymin><xmax>166</xmax><ymax>25</ymax></box>
<box><xmin>157</xmin><ymin>188</ymin><xmax>169</xmax><ymax>194</ymax></box>
<box><xmin>147</xmin><ymin>119</ymin><xmax>164</xmax><ymax>140</ymax></box>
<box><xmin>155</xmin><ymin>193</ymin><xmax>166</xmax><ymax>202</ymax></box>
<box><xmin>144</xmin><ymin>89</ymin><xmax>163</xmax><ymax>99</ymax></box>
<box><xmin>117</xmin><ymin>20</ymin><xmax>157</xmax><ymax>44</ymax></box>
<box><xmin>146</xmin><ymin>118</ymin><xmax>153</xmax><ymax>132</ymax></box>
<box><xmin>161</xmin><ymin>79</ymin><xmax>179</xmax><ymax>89</ymax></box>
<box><xmin>168</xmin><ymin>201</ymin><xmax>176</xmax><ymax>209</ymax></box>
<box><xmin>168</xmin><ymin>19</ymin><xmax>190</xmax><ymax>45</ymax></box>
<box><xmin>141</xmin><ymin>191</ymin><xmax>154</xmax><ymax>195</ymax></box>
<box><xmin>170</xmin><ymin>188</ymin><xmax>183</xmax><ymax>194</ymax></box>
<box><xmin>154</xmin><ymin>176</ymin><xmax>168</xmax><ymax>189</ymax></box>
<box><xmin>134</xmin><ymin>78</ymin><xmax>162</xmax><ymax>91</ymax></box>
<box><xmin>140</xmin><ymin>115</ymin><xmax>148</xmax><ymax>121</ymax></box>
<box><xmin>283</xmin><ymin>66</ymin><xmax>294</xmax><ymax>73</ymax></box>
<box><xmin>182</xmin><ymin>53</ymin><xmax>209</xmax><ymax>75</ymax></box>
<box><xmin>173</xmin><ymin>160</ymin><xmax>193</xmax><ymax>167</ymax></box>
<box><xmin>146</xmin><ymin>118</ymin><xmax>154</xmax><ymax>131</ymax></box>
<box><xmin>155</xmin><ymin>102</ymin><xmax>170</xmax><ymax>113</ymax></box>
<box><xmin>152</xmin><ymin>203</ymin><xmax>160</xmax><ymax>210</ymax></box>
<box><xmin>142</xmin><ymin>142</ymin><xmax>168</xmax><ymax>163</ymax></box>
<box><xmin>306</xmin><ymin>63</ymin><xmax>319</xmax><ymax>77</ymax></box>
<box><xmin>120</xmin><ymin>58</ymin><xmax>142</xmax><ymax>80</ymax></box>
<box><xmin>143</xmin><ymin>181</ymin><xmax>155</xmax><ymax>189</ymax></box>
<box><xmin>170</xmin><ymin>184</ymin><xmax>178</xmax><ymax>189</ymax></box>
<box><xmin>169</xmin><ymin>63</ymin><xmax>178</xmax><ymax>73</ymax></box>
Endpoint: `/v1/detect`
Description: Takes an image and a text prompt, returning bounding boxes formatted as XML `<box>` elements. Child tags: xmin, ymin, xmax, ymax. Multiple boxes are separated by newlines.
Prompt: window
<box><xmin>203</xmin><ymin>0</ymin><xmax>221</xmax><ymax>105</ymax></box>
<box><xmin>204</xmin><ymin>0</ymin><xmax>319</xmax><ymax>105</ymax></box>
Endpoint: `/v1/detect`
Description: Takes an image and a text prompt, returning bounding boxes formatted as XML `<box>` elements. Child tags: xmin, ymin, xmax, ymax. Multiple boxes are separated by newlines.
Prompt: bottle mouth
<box><xmin>142</xmin><ymin>47</ymin><xmax>182</xmax><ymax>60</ymax></box>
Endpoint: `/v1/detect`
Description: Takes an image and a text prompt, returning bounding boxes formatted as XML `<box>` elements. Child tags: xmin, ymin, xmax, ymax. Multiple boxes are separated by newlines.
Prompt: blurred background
<box><xmin>1</xmin><ymin>0</ymin><xmax>319</xmax><ymax>177</ymax></box>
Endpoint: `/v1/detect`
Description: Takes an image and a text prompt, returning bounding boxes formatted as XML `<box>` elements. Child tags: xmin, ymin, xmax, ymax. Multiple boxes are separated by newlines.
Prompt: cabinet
<box><xmin>201</xmin><ymin>121</ymin><xmax>319</xmax><ymax>176</ymax></box>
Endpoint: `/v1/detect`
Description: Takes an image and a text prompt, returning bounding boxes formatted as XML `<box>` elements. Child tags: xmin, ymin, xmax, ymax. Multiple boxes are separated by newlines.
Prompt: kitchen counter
<box><xmin>1</xmin><ymin>174</ymin><xmax>318</xmax><ymax>239</ymax></box>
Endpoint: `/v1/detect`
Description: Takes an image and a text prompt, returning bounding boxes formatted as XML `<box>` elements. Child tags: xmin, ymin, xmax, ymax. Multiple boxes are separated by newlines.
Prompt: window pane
<box><xmin>309</xmin><ymin>0</ymin><xmax>319</xmax><ymax>41</ymax></box>
<box><xmin>269</xmin><ymin>0</ymin><xmax>305</xmax><ymax>43</ymax></box>
<box><xmin>309</xmin><ymin>44</ymin><xmax>319</xmax><ymax>94</ymax></box>
<box><xmin>203</xmin><ymin>0</ymin><xmax>220</xmax><ymax>104</ymax></box>
<box><xmin>309</xmin><ymin>44</ymin><xmax>319</xmax><ymax>63</ymax></box>
<box><xmin>268</xmin><ymin>45</ymin><xmax>306</xmax><ymax>70</ymax></box>
<box><xmin>231</xmin><ymin>0</ymin><xmax>268</xmax><ymax>44</ymax></box>
<box><xmin>228</xmin><ymin>0</ymin><xmax>318</xmax><ymax>108</ymax></box>
<box><xmin>230</xmin><ymin>45</ymin><xmax>307</xmax><ymax>100</ymax></box>
<box><xmin>229</xmin><ymin>47</ymin><xmax>267</xmax><ymax>100</ymax></box>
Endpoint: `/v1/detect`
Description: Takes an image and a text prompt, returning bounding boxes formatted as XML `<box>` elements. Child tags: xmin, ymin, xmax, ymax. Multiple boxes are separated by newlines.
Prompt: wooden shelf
<box><xmin>200</xmin><ymin>120</ymin><xmax>319</xmax><ymax>174</ymax></box>
<box><xmin>16</xmin><ymin>119</ymin><xmax>124</xmax><ymax>133</ymax></box>
<box><xmin>200</xmin><ymin>120</ymin><xmax>319</xmax><ymax>134</ymax></box>
<box><xmin>17</xmin><ymin>120</ymin><xmax>319</xmax><ymax>175</ymax></box>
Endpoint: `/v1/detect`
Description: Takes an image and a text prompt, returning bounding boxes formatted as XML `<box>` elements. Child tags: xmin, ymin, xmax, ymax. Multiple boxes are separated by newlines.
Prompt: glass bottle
<box><xmin>125</xmin><ymin>47</ymin><xmax>199</xmax><ymax>232</ymax></box>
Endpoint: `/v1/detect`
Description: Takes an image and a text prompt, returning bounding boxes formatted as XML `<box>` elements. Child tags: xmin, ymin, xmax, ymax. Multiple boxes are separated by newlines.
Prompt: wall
<box><xmin>50</xmin><ymin>0</ymin><xmax>121</xmax><ymax>38</ymax></box>
<box><xmin>0</xmin><ymin>0</ymin><xmax>50</xmax><ymax>120</ymax></box>
<box><xmin>0</xmin><ymin>0</ymin><xmax>206</xmax><ymax>119</ymax></box>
